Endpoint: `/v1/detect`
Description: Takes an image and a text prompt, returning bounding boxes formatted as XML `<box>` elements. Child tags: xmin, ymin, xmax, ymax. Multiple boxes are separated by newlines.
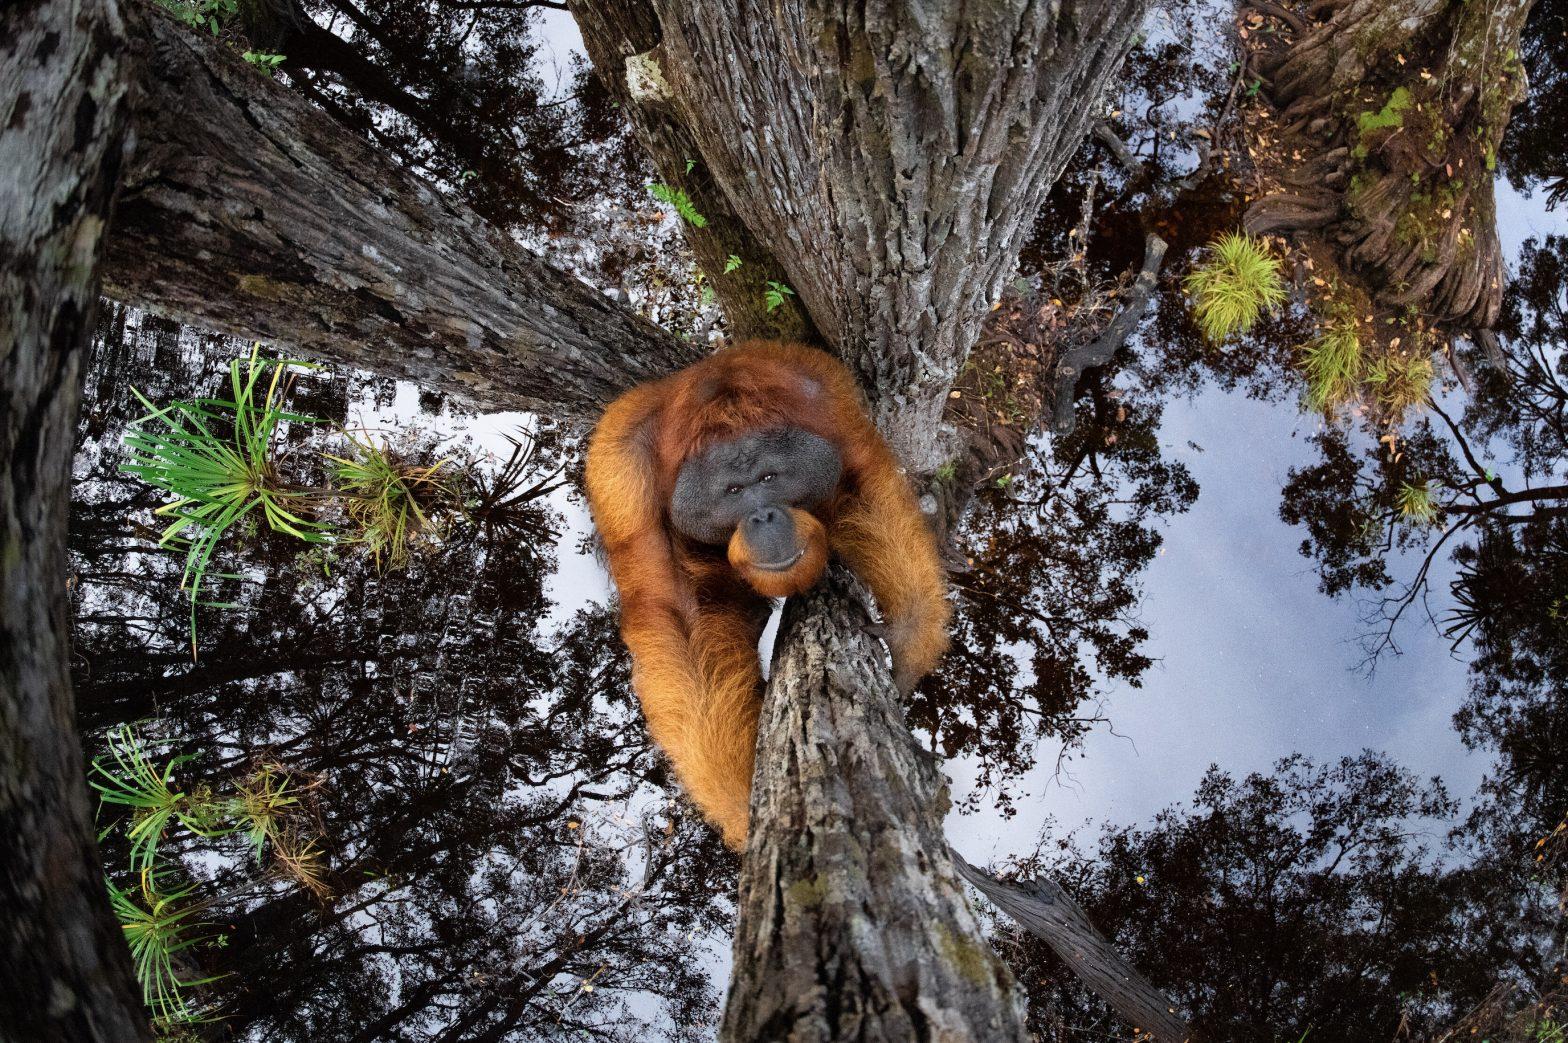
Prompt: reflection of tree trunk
<box><xmin>724</xmin><ymin>568</ymin><xmax>1028</xmax><ymax>1041</ymax></box>
<box><xmin>569</xmin><ymin>0</ymin><xmax>822</xmax><ymax>345</ymax></box>
<box><xmin>1244</xmin><ymin>0</ymin><xmax>1533</xmax><ymax>328</ymax></box>
<box><xmin>950</xmin><ymin>853</ymin><xmax>1191</xmax><ymax>1042</ymax></box>
<box><xmin>103</xmin><ymin>3</ymin><xmax>698</xmax><ymax>418</ymax></box>
<box><xmin>0</xmin><ymin>0</ymin><xmax>149</xmax><ymax>1038</ymax></box>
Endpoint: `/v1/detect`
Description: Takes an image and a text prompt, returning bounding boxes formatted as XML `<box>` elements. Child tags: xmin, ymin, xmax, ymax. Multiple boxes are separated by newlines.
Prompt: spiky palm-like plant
<box><xmin>1183</xmin><ymin>232</ymin><xmax>1287</xmax><ymax>342</ymax></box>
<box><xmin>123</xmin><ymin>348</ymin><xmax>329</xmax><ymax>651</ymax></box>
<box><xmin>89</xmin><ymin>725</ymin><xmax>230</xmax><ymax>870</ymax></box>
<box><xmin>106</xmin><ymin>869</ymin><xmax>225</xmax><ymax>1031</ymax></box>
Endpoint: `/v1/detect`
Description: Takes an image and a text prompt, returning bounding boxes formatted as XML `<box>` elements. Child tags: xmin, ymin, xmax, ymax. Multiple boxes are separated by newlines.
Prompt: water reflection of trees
<box><xmin>1499</xmin><ymin>0</ymin><xmax>1567</xmax><ymax>209</ymax></box>
<box><xmin>66</xmin><ymin>2</ymin><xmax>1568</xmax><ymax>1033</ymax></box>
<box><xmin>71</xmin><ymin>318</ymin><xmax>734</xmax><ymax>1041</ymax></box>
<box><xmin>919</xmin><ymin>395</ymin><xmax>1197</xmax><ymax>815</ymax></box>
<box><xmin>995</xmin><ymin>753</ymin><xmax>1563</xmax><ymax>1039</ymax></box>
<box><xmin>991</xmin><ymin>211</ymin><xmax>1568</xmax><ymax>1035</ymax></box>
<box><xmin>245</xmin><ymin>0</ymin><xmax>634</xmax><ymax>232</ymax></box>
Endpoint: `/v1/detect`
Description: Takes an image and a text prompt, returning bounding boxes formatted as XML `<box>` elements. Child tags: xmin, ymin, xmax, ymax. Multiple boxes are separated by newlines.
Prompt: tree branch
<box><xmin>950</xmin><ymin>851</ymin><xmax>1193</xmax><ymax>1043</ymax></box>
<box><xmin>1053</xmin><ymin>234</ymin><xmax>1169</xmax><ymax>434</ymax></box>
<box><xmin>103</xmin><ymin>1</ymin><xmax>698</xmax><ymax>418</ymax></box>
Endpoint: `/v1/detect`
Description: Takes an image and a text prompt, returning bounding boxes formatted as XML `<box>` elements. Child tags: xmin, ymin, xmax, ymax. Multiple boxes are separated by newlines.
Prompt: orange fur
<box><xmin>584</xmin><ymin>341</ymin><xmax>951</xmax><ymax>848</ymax></box>
<box><xmin>728</xmin><ymin>508</ymin><xmax>829</xmax><ymax>598</ymax></box>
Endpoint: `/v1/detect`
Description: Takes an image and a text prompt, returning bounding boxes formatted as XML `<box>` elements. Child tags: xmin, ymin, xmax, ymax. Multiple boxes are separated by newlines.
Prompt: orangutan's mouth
<box><xmin>752</xmin><ymin>549</ymin><xmax>806</xmax><ymax>571</ymax></box>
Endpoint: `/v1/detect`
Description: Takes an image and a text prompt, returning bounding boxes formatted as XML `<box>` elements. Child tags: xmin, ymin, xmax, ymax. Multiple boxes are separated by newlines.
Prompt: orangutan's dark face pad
<box><xmin>669</xmin><ymin>428</ymin><xmax>842</xmax><ymax>547</ymax></box>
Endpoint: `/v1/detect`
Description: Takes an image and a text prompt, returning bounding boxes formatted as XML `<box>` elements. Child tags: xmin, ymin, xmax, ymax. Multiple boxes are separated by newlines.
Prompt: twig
<box><xmin>1094</xmin><ymin>123</ymin><xmax>1144</xmax><ymax>179</ymax></box>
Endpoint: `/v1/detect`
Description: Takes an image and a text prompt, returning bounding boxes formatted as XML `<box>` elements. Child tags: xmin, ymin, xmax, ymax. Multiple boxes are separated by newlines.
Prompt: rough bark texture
<box><xmin>951</xmin><ymin>853</ymin><xmax>1192</xmax><ymax>1042</ymax></box>
<box><xmin>568</xmin><ymin>1</ymin><xmax>822</xmax><ymax>345</ymax></box>
<box><xmin>103</xmin><ymin>2</ymin><xmax>699</xmax><ymax>417</ymax></box>
<box><xmin>578</xmin><ymin>0</ymin><xmax>1150</xmax><ymax>467</ymax></box>
<box><xmin>724</xmin><ymin>568</ymin><xmax>1028</xmax><ymax>1042</ymax></box>
<box><xmin>0</xmin><ymin>0</ymin><xmax>149</xmax><ymax>1038</ymax></box>
<box><xmin>1244</xmin><ymin>0</ymin><xmax>1534</xmax><ymax>329</ymax></box>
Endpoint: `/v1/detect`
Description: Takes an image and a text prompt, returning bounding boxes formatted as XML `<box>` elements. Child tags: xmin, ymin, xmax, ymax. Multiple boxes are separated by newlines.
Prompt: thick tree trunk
<box><xmin>567</xmin><ymin>3</ymin><xmax>1167</xmax><ymax>1036</ymax></box>
<box><xmin>725</xmin><ymin>568</ymin><xmax>1028</xmax><ymax>1042</ymax></box>
<box><xmin>580</xmin><ymin>0</ymin><xmax>1150</xmax><ymax>467</ymax></box>
<box><xmin>1244</xmin><ymin>0</ymin><xmax>1533</xmax><ymax>329</ymax></box>
<box><xmin>568</xmin><ymin>0</ymin><xmax>822</xmax><ymax>345</ymax></box>
<box><xmin>102</xmin><ymin>2</ymin><xmax>698</xmax><ymax>417</ymax></box>
<box><xmin>0</xmin><ymin>0</ymin><xmax>149</xmax><ymax>1039</ymax></box>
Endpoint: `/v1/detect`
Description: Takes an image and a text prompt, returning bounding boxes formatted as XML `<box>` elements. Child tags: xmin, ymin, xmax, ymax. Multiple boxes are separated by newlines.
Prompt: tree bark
<box><xmin>102</xmin><ymin>2</ymin><xmax>699</xmax><ymax>417</ymax></box>
<box><xmin>577</xmin><ymin>0</ymin><xmax>1151</xmax><ymax>467</ymax></box>
<box><xmin>1244</xmin><ymin>0</ymin><xmax>1534</xmax><ymax>329</ymax></box>
<box><xmin>567</xmin><ymin>3</ymin><xmax>1167</xmax><ymax>1036</ymax></box>
<box><xmin>0</xmin><ymin>0</ymin><xmax>149</xmax><ymax>1038</ymax></box>
<box><xmin>568</xmin><ymin>0</ymin><xmax>822</xmax><ymax>345</ymax></box>
<box><xmin>725</xmin><ymin>568</ymin><xmax>1028</xmax><ymax>1042</ymax></box>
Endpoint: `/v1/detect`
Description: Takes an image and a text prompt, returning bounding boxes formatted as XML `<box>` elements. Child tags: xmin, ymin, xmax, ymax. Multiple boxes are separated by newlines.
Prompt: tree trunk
<box><xmin>102</xmin><ymin>2</ymin><xmax>698</xmax><ymax>418</ymax></box>
<box><xmin>725</xmin><ymin>568</ymin><xmax>1028</xmax><ymax>1042</ymax></box>
<box><xmin>0</xmin><ymin>0</ymin><xmax>149</xmax><ymax>1038</ymax></box>
<box><xmin>577</xmin><ymin>0</ymin><xmax>1150</xmax><ymax>467</ymax></box>
<box><xmin>950</xmin><ymin>853</ymin><xmax>1191</xmax><ymax>1042</ymax></box>
<box><xmin>1244</xmin><ymin>0</ymin><xmax>1534</xmax><ymax>329</ymax></box>
<box><xmin>568</xmin><ymin>0</ymin><xmax>822</xmax><ymax>345</ymax></box>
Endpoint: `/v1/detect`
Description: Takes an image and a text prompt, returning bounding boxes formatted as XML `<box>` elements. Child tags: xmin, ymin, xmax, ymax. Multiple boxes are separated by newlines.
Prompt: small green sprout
<box><xmin>764</xmin><ymin>281</ymin><xmax>795</xmax><ymax>312</ymax></box>
<box><xmin>648</xmin><ymin>183</ymin><xmax>707</xmax><ymax>227</ymax></box>
<box><xmin>242</xmin><ymin>51</ymin><xmax>286</xmax><ymax>73</ymax></box>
